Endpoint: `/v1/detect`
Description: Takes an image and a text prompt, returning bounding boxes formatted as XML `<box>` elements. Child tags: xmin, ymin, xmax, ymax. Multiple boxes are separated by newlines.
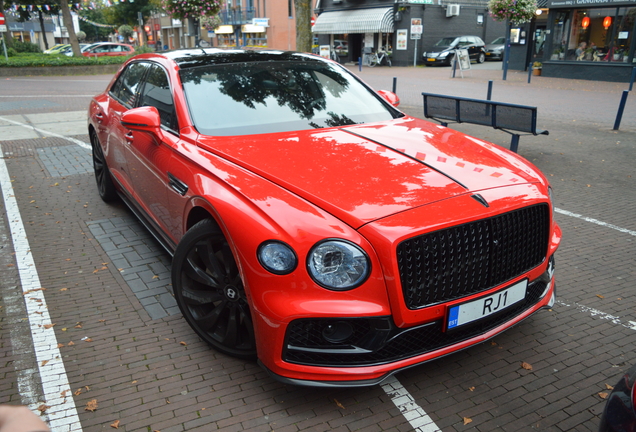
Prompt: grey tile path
<box><xmin>37</xmin><ymin>145</ymin><xmax>93</xmax><ymax>177</ymax></box>
<box><xmin>87</xmin><ymin>216</ymin><xmax>179</xmax><ymax>320</ymax></box>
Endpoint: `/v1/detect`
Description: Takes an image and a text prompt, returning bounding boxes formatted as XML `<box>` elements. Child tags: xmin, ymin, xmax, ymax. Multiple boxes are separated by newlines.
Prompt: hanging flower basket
<box><xmin>488</xmin><ymin>0</ymin><xmax>538</xmax><ymax>25</ymax></box>
<box><xmin>161</xmin><ymin>0</ymin><xmax>222</xmax><ymax>20</ymax></box>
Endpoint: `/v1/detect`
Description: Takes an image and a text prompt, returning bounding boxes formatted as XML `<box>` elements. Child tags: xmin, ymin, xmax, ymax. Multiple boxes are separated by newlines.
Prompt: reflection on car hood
<box><xmin>196</xmin><ymin>116</ymin><xmax>544</xmax><ymax>228</ymax></box>
<box><xmin>429</xmin><ymin>45</ymin><xmax>452</xmax><ymax>53</ymax></box>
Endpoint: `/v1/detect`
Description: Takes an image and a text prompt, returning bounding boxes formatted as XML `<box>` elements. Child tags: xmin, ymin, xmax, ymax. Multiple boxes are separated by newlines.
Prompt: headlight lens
<box><xmin>307</xmin><ymin>240</ymin><xmax>370</xmax><ymax>290</ymax></box>
<box><xmin>548</xmin><ymin>186</ymin><xmax>555</xmax><ymax>217</ymax></box>
<box><xmin>438</xmin><ymin>51</ymin><xmax>449</xmax><ymax>58</ymax></box>
<box><xmin>258</xmin><ymin>241</ymin><xmax>297</xmax><ymax>275</ymax></box>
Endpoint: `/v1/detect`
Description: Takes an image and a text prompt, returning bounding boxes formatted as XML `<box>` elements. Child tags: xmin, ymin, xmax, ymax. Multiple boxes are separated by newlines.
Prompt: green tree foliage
<box><xmin>102</xmin><ymin>0</ymin><xmax>154</xmax><ymax>27</ymax></box>
<box><xmin>118</xmin><ymin>24</ymin><xmax>134</xmax><ymax>42</ymax></box>
<box><xmin>79</xmin><ymin>8</ymin><xmax>114</xmax><ymax>42</ymax></box>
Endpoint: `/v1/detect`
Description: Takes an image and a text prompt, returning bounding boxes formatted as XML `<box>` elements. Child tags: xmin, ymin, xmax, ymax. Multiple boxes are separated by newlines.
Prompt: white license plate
<box><xmin>446</xmin><ymin>279</ymin><xmax>528</xmax><ymax>330</ymax></box>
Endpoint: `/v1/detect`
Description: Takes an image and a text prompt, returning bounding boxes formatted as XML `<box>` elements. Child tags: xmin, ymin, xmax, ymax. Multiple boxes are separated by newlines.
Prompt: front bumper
<box><xmin>259</xmin><ymin>260</ymin><xmax>556</xmax><ymax>387</ymax></box>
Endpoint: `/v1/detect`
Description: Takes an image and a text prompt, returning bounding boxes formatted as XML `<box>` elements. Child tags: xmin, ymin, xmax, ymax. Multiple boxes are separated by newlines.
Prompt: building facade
<box><xmin>312</xmin><ymin>0</ymin><xmax>506</xmax><ymax>67</ymax></box>
<box><xmin>537</xmin><ymin>0</ymin><xmax>636</xmax><ymax>81</ymax></box>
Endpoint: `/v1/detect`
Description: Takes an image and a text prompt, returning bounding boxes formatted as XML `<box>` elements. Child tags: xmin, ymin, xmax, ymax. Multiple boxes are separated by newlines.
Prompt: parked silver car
<box><xmin>485</xmin><ymin>37</ymin><xmax>506</xmax><ymax>61</ymax></box>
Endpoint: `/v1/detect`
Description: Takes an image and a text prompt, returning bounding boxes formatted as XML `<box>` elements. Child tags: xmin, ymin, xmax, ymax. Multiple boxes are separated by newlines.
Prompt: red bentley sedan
<box><xmin>88</xmin><ymin>49</ymin><xmax>561</xmax><ymax>386</ymax></box>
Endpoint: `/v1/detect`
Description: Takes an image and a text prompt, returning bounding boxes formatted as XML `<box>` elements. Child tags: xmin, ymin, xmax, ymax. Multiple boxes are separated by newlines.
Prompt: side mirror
<box><xmin>377</xmin><ymin>90</ymin><xmax>400</xmax><ymax>107</ymax></box>
<box><xmin>121</xmin><ymin>106</ymin><xmax>162</xmax><ymax>134</ymax></box>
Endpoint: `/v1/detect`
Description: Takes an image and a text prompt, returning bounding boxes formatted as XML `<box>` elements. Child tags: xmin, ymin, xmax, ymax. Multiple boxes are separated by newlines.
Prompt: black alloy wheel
<box><xmin>172</xmin><ymin>219</ymin><xmax>257</xmax><ymax>359</ymax></box>
<box><xmin>90</xmin><ymin>130</ymin><xmax>118</xmax><ymax>202</ymax></box>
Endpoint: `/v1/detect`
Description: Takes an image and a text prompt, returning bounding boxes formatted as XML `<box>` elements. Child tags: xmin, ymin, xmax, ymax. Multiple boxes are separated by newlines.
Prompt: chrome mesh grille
<box><xmin>397</xmin><ymin>204</ymin><xmax>549</xmax><ymax>309</ymax></box>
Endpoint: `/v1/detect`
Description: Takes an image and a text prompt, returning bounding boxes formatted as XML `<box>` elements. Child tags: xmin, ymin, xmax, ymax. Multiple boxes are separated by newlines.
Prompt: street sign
<box><xmin>0</xmin><ymin>12</ymin><xmax>6</xmax><ymax>32</ymax></box>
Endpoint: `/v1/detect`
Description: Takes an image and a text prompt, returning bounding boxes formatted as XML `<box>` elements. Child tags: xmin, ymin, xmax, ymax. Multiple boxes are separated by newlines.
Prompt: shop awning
<box><xmin>312</xmin><ymin>7</ymin><xmax>394</xmax><ymax>34</ymax></box>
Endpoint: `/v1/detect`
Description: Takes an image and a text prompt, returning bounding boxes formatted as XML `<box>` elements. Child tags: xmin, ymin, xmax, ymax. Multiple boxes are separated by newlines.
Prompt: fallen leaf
<box><xmin>463</xmin><ymin>417</ymin><xmax>472</xmax><ymax>425</ymax></box>
<box><xmin>131</xmin><ymin>380</ymin><xmax>137</xmax><ymax>384</ymax></box>
<box><xmin>598</xmin><ymin>392</ymin><xmax>609</xmax><ymax>399</ymax></box>
<box><xmin>334</xmin><ymin>399</ymin><xmax>345</xmax><ymax>409</ymax></box>
<box><xmin>60</xmin><ymin>288</ymin><xmax>68</xmax><ymax>292</ymax></box>
<box><xmin>61</xmin><ymin>390</ymin><xmax>69</xmax><ymax>397</ymax></box>
<box><xmin>57</xmin><ymin>343</ymin><xmax>65</xmax><ymax>348</ymax></box>
<box><xmin>44</xmin><ymin>323</ymin><xmax>55</xmax><ymax>329</ymax></box>
<box><xmin>521</xmin><ymin>362</ymin><xmax>533</xmax><ymax>371</ymax></box>
<box><xmin>110</xmin><ymin>420</ymin><xmax>120</xmax><ymax>429</ymax></box>
<box><xmin>85</xmin><ymin>399</ymin><xmax>98</xmax><ymax>412</ymax></box>
<box><xmin>74</xmin><ymin>388</ymin><xmax>82</xmax><ymax>396</ymax></box>
<box><xmin>68</xmin><ymin>341</ymin><xmax>75</xmax><ymax>346</ymax></box>
<box><xmin>84</xmin><ymin>338</ymin><xmax>93</xmax><ymax>342</ymax></box>
<box><xmin>606</xmin><ymin>384</ymin><xmax>614</xmax><ymax>390</ymax></box>
<box><xmin>596</xmin><ymin>294</ymin><xmax>604</xmax><ymax>299</ymax></box>
<box><xmin>37</xmin><ymin>405</ymin><xmax>50</xmax><ymax>414</ymax></box>
<box><xmin>468</xmin><ymin>387</ymin><xmax>475</xmax><ymax>392</ymax></box>
<box><xmin>41</xmin><ymin>360</ymin><xmax>49</xmax><ymax>366</ymax></box>
<box><xmin>179</xmin><ymin>341</ymin><xmax>187</xmax><ymax>346</ymax></box>
<box><xmin>75</xmin><ymin>324</ymin><xmax>83</xmax><ymax>329</ymax></box>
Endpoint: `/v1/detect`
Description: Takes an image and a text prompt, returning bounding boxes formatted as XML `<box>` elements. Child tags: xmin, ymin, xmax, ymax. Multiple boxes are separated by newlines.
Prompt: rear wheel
<box><xmin>90</xmin><ymin>130</ymin><xmax>117</xmax><ymax>202</ymax></box>
<box><xmin>172</xmin><ymin>219</ymin><xmax>256</xmax><ymax>359</ymax></box>
<box><xmin>477</xmin><ymin>52</ymin><xmax>486</xmax><ymax>63</ymax></box>
<box><xmin>368</xmin><ymin>54</ymin><xmax>378</xmax><ymax>67</ymax></box>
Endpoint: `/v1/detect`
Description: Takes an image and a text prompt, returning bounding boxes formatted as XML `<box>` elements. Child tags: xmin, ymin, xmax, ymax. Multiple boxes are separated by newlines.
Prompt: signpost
<box><xmin>410</xmin><ymin>18</ymin><xmax>422</xmax><ymax>67</ymax></box>
<box><xmin>0</xmin><ymin>12</ymin><xmax>8</xmax><ymax>62</ymax></box>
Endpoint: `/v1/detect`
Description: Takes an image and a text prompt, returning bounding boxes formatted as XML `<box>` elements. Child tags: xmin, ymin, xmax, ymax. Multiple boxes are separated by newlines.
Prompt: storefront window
<box><xmin>550</xmin><ymin>7</ymin><xmax>636</xmax><ymax>63</ymax></box>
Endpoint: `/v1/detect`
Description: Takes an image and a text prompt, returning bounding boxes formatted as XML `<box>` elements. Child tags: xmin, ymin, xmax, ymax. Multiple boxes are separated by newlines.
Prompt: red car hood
<box><xmin>196</xmin><ymin>116</ymin><xmax>544</xmax><ymax>228</ymax></box>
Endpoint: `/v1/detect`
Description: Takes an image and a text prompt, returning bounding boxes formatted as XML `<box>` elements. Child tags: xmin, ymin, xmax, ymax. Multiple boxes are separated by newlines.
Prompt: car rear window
<box><xmin>179</xmin><ymin>60</ymin><xmax>399</xmax><ymax>136</ymax></box>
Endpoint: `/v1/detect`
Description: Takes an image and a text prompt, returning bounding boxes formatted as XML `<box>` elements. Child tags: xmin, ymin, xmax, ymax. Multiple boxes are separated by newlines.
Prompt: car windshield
<box><xmin>491</xmin><ymin>37</ymin><xmax>506</xmax><ymax>44</ymax></box>
<box><xmin>180</xmin><ymin>60</ymin><xmax>399</xmax><ymax>136</ymax></box>
<box><xmin>435</xmin><ymin>37</ymin><xmax>458</xmax><ymax>47</ymax></box>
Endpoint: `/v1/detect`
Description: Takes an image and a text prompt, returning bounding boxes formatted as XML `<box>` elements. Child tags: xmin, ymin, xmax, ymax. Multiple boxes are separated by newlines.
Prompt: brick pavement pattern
<box><xmin>0</xmin><ymin>69</ymin><xmax>635</xmax><ymax>432</ymax></box>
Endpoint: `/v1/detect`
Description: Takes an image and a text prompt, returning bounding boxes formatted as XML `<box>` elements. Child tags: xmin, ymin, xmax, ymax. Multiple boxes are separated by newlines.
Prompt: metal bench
<box><xmin>421</xmin><ymin>92</ymin><xmax>549</xmax><ymax>153</ymax></box>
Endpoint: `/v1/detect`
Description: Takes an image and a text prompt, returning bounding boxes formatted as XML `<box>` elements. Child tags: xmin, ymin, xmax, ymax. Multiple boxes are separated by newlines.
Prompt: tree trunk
<box><xmin>294</xmin><ymin>0</ymin><xmax>312</xmax><ymax>53</ymax></box>
<box><xmin>38</xmin><ymin>10</ymin><xmax>49</xmax><ymax>50</ymax></box>
<box><xmin>59</xmin><ymin>1</ymin><xmax>81</xmax><ymax>56</ymax></box>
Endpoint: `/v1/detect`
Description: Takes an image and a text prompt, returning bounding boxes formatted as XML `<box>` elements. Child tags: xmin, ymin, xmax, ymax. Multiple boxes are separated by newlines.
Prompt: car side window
<box><xmin>138</xmin><ymin>64</ymin><xmax>179</xmax><ymax>134</ymax></box>
<box><xmin>110</xmin><ymin>62</ymin><xmax>150</xmax><ymax>109</ymax></box>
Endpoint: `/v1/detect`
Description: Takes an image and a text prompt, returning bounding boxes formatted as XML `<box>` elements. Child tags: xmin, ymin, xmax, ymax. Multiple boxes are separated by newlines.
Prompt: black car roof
<box><xmin>161</xmin><ymin>48</ymin><xmax>322</xmax><ymax>69</ymax></box>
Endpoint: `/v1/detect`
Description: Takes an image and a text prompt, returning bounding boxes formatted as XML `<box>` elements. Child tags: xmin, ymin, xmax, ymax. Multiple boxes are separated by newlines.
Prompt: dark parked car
<box><xmin>423</xmin><ymin>35</ymin><xmax>486</xmax><ymax>66</ymax></box>
<box><xmin>599</xmin><ymin>364</ymin><xmax>636</xmax><ymax>431</ymax></box>
<box><xmin>485</xmin><ymin>36</ymin><xmax>506</xmax><ymax>61</ymax></box>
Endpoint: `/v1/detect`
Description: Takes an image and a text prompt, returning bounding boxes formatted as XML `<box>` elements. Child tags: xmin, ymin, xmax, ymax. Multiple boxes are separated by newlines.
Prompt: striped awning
<box><xmin>312</xmin><ymin>8</ymin><xmax>394</xmax><ymax>34</ymax></box>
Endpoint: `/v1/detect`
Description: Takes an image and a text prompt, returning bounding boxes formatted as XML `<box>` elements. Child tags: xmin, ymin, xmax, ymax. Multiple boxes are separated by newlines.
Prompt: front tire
<box><xmin>172</xmin><ymin>219</ymin><xmax>257</xmax><ymax>360</ymax></box>
<box><xmin>477</xmin><ymin>52</ymin><xmax>486</xmax><ymax>63</ymax></box>
<box><xmin>90</xmin><ymin>130</ymin><xmax>117</xmax><ymax>202</ymax></box>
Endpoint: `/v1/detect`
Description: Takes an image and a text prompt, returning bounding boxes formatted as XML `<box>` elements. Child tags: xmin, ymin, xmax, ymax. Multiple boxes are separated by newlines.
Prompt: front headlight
<box><xmin>307</xmin><ymin>240</ymin><xmax>370</xmax><ymax>290</ymax></box>
<box><xmin>438</xmin><ymin>51</ymin><xmax>449</xmax><ymax>58</ymax></box>
<box><xmin>548</xmin><ymin>186</ymin><xmax>555</xmax><ymax>218</ymax></box>
<box><xmin>258</xmin><ymin>241</ymin><xmax>297</xmax><ymax>275</ymax></box>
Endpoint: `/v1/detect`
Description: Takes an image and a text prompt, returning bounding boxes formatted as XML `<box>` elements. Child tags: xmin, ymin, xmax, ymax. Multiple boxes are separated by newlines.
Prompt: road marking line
<box><xmin>556</xmin><ymin>300</ymin><xmax>636</xmax><ymax>331</ymax></box>
<box><xmin>381</xmin><ymin>375</ymin><xmax>441</xmax><ymax>432</ymax></box>
<box><xmin>0</xmin><ymin>146</ymin><xmax>83</xmax><ymax>431</ymax></box>
<box><xmin>0</xmin><ymin>115</ymin><xmax>90</xmax><ymax>149</ymax></box>
<box><xmin>555</xmin><ymin>208</ymin><xmax>636</xmax><ymax>237</ymax></box>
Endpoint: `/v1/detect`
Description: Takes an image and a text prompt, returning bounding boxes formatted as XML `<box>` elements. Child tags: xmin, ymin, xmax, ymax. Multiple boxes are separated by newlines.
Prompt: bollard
<box><xmin>613</xmin><ymin>90</ymin><xmax>629</xmax><ymax>130</ymax></box>
<box><xmin>486</xmin><ymin>80</ymin><xmax>493</xmax><ymax>100</ymax></box>
<box><xmin>452</xmin><ymin>57</ymin><xmax>457</xmax><ymax>78</ymax></box>
<box><xmin>527</xmin><ymin>62</ymin><xmax>533</xmax><ymax>84</ymax></box>
<box><xmin>630</xmin><ymin>67</ymin><xmax>636</xmax><ymax>92</ymax></box>
<box><xmin>359</xmin><ymin>57</ymin><xmax>362</xmax><ymax>72</ymax></box>
<box><xmin>392</xmin><ymin>77</ymin><xmax>397</xmax><ymax>94</ymax></box>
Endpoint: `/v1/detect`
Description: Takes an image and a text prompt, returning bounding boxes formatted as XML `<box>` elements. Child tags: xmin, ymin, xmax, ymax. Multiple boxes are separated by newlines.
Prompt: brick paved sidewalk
<box><xmin>0</xmin><ymin>70</ymin><xmax>635</xmax><ymax>432</ymax></box>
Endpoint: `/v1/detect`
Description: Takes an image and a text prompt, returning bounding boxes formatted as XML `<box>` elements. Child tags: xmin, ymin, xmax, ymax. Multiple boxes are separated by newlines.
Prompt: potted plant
<box><xmin>532</xmin><ymin>61</ymin><xmax>542</xmax><ymax>75</ymax></box>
